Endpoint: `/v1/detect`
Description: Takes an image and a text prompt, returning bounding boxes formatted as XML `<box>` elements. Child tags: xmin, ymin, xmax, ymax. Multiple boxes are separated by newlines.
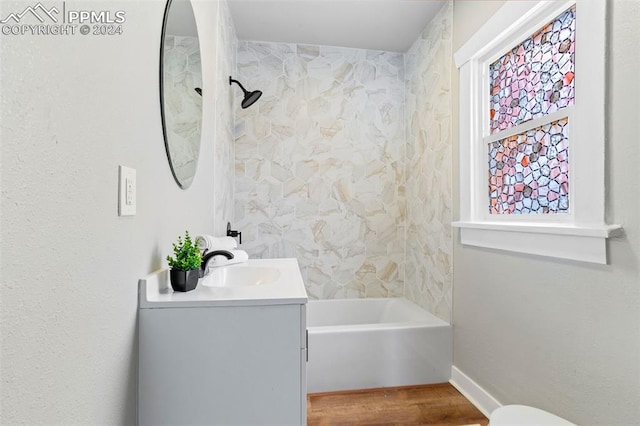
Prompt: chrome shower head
<box><xmin>229</xmin><ymin>76</ymin><xmax>262</xmax><ymax>109</ymax></box>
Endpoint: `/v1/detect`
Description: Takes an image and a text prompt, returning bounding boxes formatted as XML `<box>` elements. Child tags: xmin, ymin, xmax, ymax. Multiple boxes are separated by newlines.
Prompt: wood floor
<box><xmin>307</xmin><ymin>383</ymin><xmax>489</xmax><ymax>426</ymax></box>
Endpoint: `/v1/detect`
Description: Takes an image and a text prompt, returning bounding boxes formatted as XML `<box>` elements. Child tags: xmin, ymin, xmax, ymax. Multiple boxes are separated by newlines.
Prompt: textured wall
<box><xmin>404</xmin><ymin>3</ymin><xmax>453</xmax><ymax>322</ymax></box>
<box><xmin>452</xmin><ymin>0</ymin><xmax>640</xmax><ymax>424</ymax></box>
<box><xmin>234</xmin><ymin>42</ymin><xmax>406</xmax><ymax>299</ymax></box>
<box><xmin>0</xmin><ymin>0</ymin><xmax>225</xmax><ymax>423</ymax></box>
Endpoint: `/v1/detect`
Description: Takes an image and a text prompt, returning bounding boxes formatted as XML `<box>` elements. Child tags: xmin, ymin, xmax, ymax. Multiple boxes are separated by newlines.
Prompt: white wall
<box><xmin>452</xmin><ymin>1</ymin><xmax>640</xmax><ymax>424</ymax></box>
<box><xmin>0</xmin><ymin>0</ymin><xmax>231</xmax><ymax>423</ymax></box>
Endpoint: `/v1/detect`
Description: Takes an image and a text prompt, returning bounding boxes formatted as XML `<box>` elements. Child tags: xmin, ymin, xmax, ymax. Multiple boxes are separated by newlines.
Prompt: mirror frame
<box><xmin>159</xmin><ymin>0</ymin><xmax>203</xmax><ymax>189</ymax></box>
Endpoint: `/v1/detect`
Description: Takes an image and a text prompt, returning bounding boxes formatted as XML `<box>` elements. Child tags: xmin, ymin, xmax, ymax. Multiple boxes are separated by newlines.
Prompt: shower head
<box><xmin>241</xmin><ymin>89</ymin><xmax>262</xmax><ymax>109</ymax></box>
<box><xmin>229</xmin><ymin>76</ymin><xmax>262</xmax><ymax>109</ymax></box>
<box><xmin>195</xmin><ymin>87</ymin><xmax>202</xmax><ymax>96</ymax></box>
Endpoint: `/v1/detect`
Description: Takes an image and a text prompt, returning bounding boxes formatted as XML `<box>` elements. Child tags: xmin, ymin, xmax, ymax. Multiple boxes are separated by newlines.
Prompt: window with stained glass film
<box><xmin>488</xmin><ymin>117</ymin><xmax>569</xmax><ymax>215</ymax></box>
<box><xmin>456</xmin><ymin>0</ymin><xmax>614</xmax><ymax>263</ymax></box>
<box><xmin>489</xmin><ymin>5</ymin><xmax>575</xmax><ymax>134</ymax></box>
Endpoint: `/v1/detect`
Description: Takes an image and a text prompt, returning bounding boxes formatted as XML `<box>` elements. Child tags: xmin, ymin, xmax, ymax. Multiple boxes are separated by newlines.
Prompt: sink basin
<box><xmin>201</xmin><ymin>265</ymin><xmax>281</xmax><ymax>287</ymax></box>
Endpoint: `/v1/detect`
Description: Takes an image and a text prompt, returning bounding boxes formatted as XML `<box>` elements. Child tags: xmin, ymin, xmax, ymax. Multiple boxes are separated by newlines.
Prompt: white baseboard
<box><xmin>450</xmin><ymin>366</ymin><xmax>502</xmax><ymax>418</ymax></box>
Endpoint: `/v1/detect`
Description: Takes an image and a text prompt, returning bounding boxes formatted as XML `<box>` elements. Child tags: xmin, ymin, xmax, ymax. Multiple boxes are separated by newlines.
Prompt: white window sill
<box><xmin>452</xmin><ymin>221</ymin><xmax>623</xmax><ymax>264</ymax></box>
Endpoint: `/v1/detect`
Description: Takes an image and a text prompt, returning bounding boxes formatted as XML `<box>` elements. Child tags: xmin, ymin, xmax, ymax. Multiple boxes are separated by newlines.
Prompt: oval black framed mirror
<box><xmin>159</xmin><ymin>0</ymin><xmax>203</xmax><ymax>189</ymax></box>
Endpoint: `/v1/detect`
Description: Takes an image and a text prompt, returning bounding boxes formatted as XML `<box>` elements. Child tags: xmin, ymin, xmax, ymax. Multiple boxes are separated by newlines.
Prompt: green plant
<box><xmin>166</xmin><ymin>230</ymin><xmax>202</xmax><ymax>271</ymax></box>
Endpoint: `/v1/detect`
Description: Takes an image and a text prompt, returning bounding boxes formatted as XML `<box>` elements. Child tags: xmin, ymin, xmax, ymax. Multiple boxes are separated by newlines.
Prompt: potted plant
<box><xmin>166</xmin><ymin>230</ymin><xmax>202</xmax><ymax>292</ymax></box>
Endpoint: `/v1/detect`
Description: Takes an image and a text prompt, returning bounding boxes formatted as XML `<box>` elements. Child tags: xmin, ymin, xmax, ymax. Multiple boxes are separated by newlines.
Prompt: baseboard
<box><xmin>450</xmin><ymin>366</ymin><xmax>502</xmax><ymax>418</ymax></box>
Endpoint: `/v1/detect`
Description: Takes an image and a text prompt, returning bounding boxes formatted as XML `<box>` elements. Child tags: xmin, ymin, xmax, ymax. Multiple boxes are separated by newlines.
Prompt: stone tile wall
<box><xmin>234</xmin><ymin>42</ymin><xmax>406</xmax><ymax>300</ymax></box>
<box><xmin>229</xmin><ymin>3</ymin><xmax>452</xmax><ymax>320</ymax></box>
<box><xmin>404</xmin><ymin>3</ymin><xmax>453</xmax><ymax>321</ymax></box>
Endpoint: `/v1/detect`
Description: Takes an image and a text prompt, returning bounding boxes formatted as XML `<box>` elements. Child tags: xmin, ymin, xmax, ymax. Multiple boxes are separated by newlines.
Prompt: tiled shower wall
<box><xmin>231</xmin><ymin>3</ymin><xmax>452</xmax><ymax>319</ymax></box>
<box><xmin>404</xmin><ymin>3</ymin><xmax>453</xmax><ymax>321</ymax></box>
<box><xmin>234</xmin><ymin>43</ymin><xmax>406</xmax><ymax>299</ymax></box>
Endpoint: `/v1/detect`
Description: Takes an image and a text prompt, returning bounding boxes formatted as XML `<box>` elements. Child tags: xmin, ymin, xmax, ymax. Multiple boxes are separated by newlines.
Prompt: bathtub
<box><xmin>306</xmin><ymin>298</ymin><xmax>452</xmax><ymax>393</ymax></box>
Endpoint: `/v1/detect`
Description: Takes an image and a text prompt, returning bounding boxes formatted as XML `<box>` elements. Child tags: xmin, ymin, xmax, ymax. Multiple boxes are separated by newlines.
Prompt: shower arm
<box><xmin>229</xmin><ymin>77</ymin><xmax>248</xmax><ymax>94</ymax></box>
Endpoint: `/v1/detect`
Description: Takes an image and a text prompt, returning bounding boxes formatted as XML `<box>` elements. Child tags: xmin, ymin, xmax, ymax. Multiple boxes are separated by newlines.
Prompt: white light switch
<box><xmin>119</xmin><ymin>165</ymin><xmax>136</xmax><ymax>216</ymax></box>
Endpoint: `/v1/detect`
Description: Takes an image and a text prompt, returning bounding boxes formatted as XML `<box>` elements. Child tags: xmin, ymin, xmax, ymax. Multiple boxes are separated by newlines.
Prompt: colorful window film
<box><xmin>489</xmin><ymin>5</ymin><xmax>576</xmax><ymax>134</ymax></box>
<box><xmin>488</xmin><ymin>118</ymin><xmax>569</xmax><ymax>214</ymax></box>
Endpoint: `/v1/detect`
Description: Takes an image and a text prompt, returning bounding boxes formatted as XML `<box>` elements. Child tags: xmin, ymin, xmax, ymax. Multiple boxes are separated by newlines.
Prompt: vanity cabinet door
<box><xmin>139</xmin><ymin>303</ymin><xmax>306</xmax><ymax>425</ymax></box>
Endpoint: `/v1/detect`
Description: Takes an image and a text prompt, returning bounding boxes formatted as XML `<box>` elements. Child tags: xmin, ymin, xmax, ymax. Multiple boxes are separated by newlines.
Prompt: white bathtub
<box><xmin>306</xmin><ymin>298</ymin><xmax>452</xmax><ymax>393</ymax></box>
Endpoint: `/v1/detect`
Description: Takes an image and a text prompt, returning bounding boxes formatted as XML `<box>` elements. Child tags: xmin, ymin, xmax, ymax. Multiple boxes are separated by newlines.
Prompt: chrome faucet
<box><xmin>200</xmin><ymin>250</ymin><xmax>235</xmax><ymax>276</ymax></box>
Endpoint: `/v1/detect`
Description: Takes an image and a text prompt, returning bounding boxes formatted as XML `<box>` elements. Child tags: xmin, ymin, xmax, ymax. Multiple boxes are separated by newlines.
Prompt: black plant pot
<box><xmin>170</xmin><ymin>268</ymin><xmax>199</xmax><ymax>292</ymax></box>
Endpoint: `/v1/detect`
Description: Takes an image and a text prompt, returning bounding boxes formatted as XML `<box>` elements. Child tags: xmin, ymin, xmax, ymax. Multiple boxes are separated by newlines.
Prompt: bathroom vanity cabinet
<box><xmin>138</xmin><ymin>259</ymin><xmax>308</xmax><ymax>426</ymax></box>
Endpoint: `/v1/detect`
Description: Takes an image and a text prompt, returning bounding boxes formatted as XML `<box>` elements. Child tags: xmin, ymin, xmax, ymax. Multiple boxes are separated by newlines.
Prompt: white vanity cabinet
<box><xmin>138</xmin><ymin>259</ymin><xmax>308</xmax><ymax>426</ymax></box>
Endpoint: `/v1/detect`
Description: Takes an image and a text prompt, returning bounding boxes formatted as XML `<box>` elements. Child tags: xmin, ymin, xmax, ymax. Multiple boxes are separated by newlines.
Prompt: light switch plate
<box><xmin>118</xmin><ymin>165</ymin><xmax>136</xmax><ymax>216</ymax></box>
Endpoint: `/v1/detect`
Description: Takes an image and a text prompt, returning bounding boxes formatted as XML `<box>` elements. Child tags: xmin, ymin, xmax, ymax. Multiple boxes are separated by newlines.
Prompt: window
<box><xmin>454</xmin><ymin>0</ymin><xmax>620</xmax><ymax>264</ymax></box>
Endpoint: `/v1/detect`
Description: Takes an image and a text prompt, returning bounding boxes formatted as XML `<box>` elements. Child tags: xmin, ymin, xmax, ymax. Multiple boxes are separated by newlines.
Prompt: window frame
<box><xmin>453</xmin><ymin>0</ymin><xmax>621</xmax><ymax>264</ymax></box>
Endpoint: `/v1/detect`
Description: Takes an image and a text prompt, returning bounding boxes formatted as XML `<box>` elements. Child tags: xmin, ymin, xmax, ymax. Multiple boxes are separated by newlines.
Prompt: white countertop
<box><xmin>138</xmin><ymin>258</ymin><xmax>308</xmax><ymax>308</ymax></box>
